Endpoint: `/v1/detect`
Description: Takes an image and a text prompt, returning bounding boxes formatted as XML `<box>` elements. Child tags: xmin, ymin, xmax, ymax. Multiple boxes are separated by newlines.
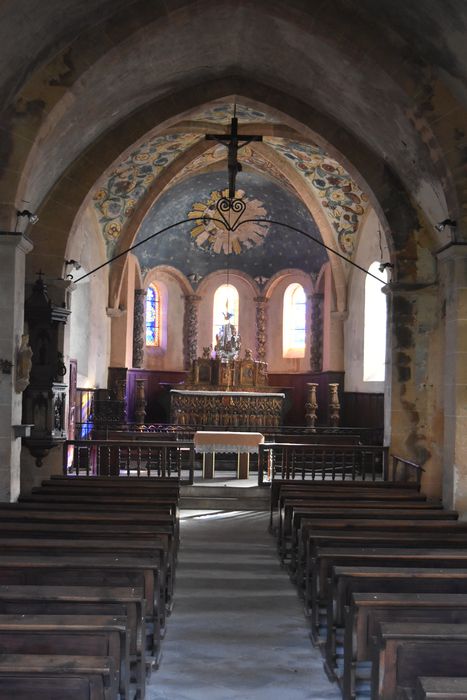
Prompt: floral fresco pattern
<box><xmin>168</xmin><ymin>143</ymin><xmax>294</xmax><ymax>195</ymax></box>
<box><xmin>265</xmin><ymin>138</ymin><xmax>368</xmax><ymax>255</ymax></box>
<box><xmin>189</xmin><ymin>102</ymin><xmax>278</xmax><ymax>124</ymax></box>
<box><xmin>188</xmin><ymin>188</ymin><xmax>270</xmax><ymax>255</ymax></box>
<box><xmin>93</xmin><ymin>132</ymin><xmax>200</xmax><ymax>254</ymax></box>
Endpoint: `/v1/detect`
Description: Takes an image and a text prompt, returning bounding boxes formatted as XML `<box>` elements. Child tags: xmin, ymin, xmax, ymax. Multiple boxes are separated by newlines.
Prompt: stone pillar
<box><xmin>437</xmin><ymin>244</ymin><xmax>467</xmax><ymax>511</ymax></box>
<box><xmin>387</xmin><ymin>280</ymin><xmax>443</xmax><ymax>500</ymax></box>
<box><xmin>0</xmin><ymin>232</ymin><xmax>33</xmax><ymax>501</ymax></box>
<box><xmin>132</xmin><ymin>289</ymin><xmax>146</xmax><ymax>369</ymax></box>
<box><xmin>255</xmin><ymin>296</ymin><xmax>267</xmax><ymax>362</ymax></box>
<box><xmin>184</xmin><ymin>295</ymin><xmax>201</xmax><ymax>370</ymax></box>
<box><xmin>309</xmin><ymin>292</ymin><xmax>323</xmax><ymax>372</ymax></box>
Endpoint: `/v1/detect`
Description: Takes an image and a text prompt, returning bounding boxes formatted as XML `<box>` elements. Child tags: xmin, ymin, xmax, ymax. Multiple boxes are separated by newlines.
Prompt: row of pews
<box><xmin>271</xmin><ymin>478</ymin><xmax>467</xmax><ymax>699</ymax></box>
<box><xmin>0</xmin><ymin>475</ymin><xmax>180</xmax><ymax>700</ymax></box>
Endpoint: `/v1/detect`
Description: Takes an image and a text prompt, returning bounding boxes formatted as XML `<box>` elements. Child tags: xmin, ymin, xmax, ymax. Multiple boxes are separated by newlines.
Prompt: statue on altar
<box><xmin>214</xmin><ymin>310</ymin><xmax>241</xmax><ymax>361</ymax></box>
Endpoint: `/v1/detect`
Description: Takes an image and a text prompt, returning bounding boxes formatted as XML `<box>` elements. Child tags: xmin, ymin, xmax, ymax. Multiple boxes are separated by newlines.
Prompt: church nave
<box><xmin>149</xmin><ymin>509</ymin><xmax>340</xmax><ymax>700</ymax></box>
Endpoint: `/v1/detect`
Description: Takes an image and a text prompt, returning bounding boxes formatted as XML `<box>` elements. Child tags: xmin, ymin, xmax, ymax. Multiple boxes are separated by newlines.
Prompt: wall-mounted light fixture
<box><xmin>16</xmin><ymin>209</ymin><xmax>39</xmax><ymax>228</ymax></box>
<box><xmin>64</xmin><ymin>259</ymin><xmax>82</xmax><ymax>270</ymax></box>
<box><xmin>435</xmin><ymin>218</ymin><xmax>457</xmax><ymax>232</ymax></box>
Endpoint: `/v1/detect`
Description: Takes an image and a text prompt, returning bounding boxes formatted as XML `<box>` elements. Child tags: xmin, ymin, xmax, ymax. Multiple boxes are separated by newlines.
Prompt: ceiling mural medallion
<box><xmin>188</xmin><ymin>189</ymin><xmax>270</xmax><ymax>255</ymax></box>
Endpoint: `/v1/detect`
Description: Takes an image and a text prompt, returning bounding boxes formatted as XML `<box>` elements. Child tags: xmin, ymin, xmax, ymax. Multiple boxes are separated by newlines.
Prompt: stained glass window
<box><xmin>213</xmin><ymin>284</ymin><xmax>239</xmax><ymax>347</ymax></box>
<box><xmin>283</xmin><ymin>283</ymin><xmax>306</xmax><ymax>358</ymax></box>
<box><xmin>146</xmin><ymin>284</ymin><xmax>160</xmax><ymax>347</ymax></box>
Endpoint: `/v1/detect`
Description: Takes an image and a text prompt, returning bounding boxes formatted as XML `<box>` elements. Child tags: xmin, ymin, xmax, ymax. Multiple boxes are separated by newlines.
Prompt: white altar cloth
<box><xmin>194</xmin><ymin>431</ymin><xmax>265</xmax><ymax>454</ymax></box>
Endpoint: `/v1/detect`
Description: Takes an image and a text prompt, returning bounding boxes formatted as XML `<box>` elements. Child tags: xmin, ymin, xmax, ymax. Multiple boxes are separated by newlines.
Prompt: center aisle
<box><xmin>148</xmin><ymin>509</ymin><xmax>341</xmax><ymax>700</ymax></box>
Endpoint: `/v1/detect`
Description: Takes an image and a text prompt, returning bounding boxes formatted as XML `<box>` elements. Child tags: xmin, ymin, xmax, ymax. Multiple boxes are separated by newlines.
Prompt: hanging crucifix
<box><xmin>206</xmin><ymin>106</ymin><xmax>263</xmax><ymax>201</ymax></box>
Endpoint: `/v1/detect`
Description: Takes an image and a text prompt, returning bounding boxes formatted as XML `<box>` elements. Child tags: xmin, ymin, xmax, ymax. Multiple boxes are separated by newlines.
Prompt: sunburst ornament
<box><xmin>188</xmin><ymin>189</ymin><xmax>269</xmax><ymax>255</ymax></box>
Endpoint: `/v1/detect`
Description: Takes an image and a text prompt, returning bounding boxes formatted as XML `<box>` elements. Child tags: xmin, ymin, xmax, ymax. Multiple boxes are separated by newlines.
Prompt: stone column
<box><xmin>255</xmin><ymin>296</ymin><xmax>267</xmax><ymax>362</ymax></box>
<box><xmin>132</xmin><ymin>289</ymin><xmax>146</xmax><ymax>369</ymax></box>
<box><xmin>184</xmin><ymin>295</ymin><xmax>201</xmax><ymax>370</ymax></box>
<box><xmin>387</xmin><ymin>279</ymin><xmax>443</xmax><ymax>500</ymax></box>
<box><xmin>0</xmin><ymin>232</ymin><xmax>33</xmax><ymax>501</ymax></box>
<box><xmin>437</xmin><ymin>243</ymin><xmax>467</xmax><ymax>511</ymax></box>
<box><xmin>309</xmin><ymin>292</ymin><xmax>323</xmax><ymax>372</ymax></box>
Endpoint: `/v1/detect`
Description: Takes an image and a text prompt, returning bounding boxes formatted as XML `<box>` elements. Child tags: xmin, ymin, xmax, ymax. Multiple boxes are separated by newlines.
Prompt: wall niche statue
<box><xmin>15</xmin><ymin>334</ymin><xmax>33</xmax><ymax>393</ymax></box>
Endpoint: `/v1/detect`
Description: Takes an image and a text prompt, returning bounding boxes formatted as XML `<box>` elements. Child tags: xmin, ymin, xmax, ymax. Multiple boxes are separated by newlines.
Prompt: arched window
<box><xmin>145</xmin><ymin>284</ymin><xmax>161</xmax><ymax>347</ymax></box>
<box><xmin>363</xmin><ymin>262</ymin><xmax>387</xmax><ymax>381</ymax></box>
<box><xmin>213</xmin><ymin>284</ymin><xmax>239</xmax><ymax>347</ymax></box>
<box><xmin>283</xmin><ymin>283</ymin><xmax>307</xmax><ymax>358</ymax></box>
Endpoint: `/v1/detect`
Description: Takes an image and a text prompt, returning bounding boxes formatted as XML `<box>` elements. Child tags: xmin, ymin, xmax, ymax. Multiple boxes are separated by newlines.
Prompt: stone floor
<box><xmin>148</xmin><ymin>509</ymin><xmax>341</xmax><ymax>700</ymax></box>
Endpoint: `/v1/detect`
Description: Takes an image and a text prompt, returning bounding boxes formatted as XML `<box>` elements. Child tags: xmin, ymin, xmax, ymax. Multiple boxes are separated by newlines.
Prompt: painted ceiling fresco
<box><xmin>265</xmin><ymin>138</ymin><xmax>369</xmax><ymax>256</ymax></box>
<box><xmin>93</xmin><ymin>132</ymin><xmax>200</xmax><ymax>255</ymax></box>
<box><xmin>133</xmin><ymin>171</ymin><xmax>328</xmax><ymax>281</ymax></box>
<box><xmin>91</xmin><ymin>105</ymin><xmax>369</xmax><ymax>259</ymax></box>
<box><xmin>168</xmin><ymin>142</ymin><xmax>295</xmax><ymax>194</ymax></box>
<box><xmin>187</xmin><ymin>102</ymin><xmax>279</xmax><ymax>124</ymax></box>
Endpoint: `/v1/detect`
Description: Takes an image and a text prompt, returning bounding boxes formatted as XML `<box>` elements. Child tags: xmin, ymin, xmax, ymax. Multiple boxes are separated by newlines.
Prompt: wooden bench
<box><xmin>0</xmin><ymin>552</ymin><xmax>162</xmax><ymax>660</ymax></box>
<box><xmin>326</xmin><ymin>567</ymin><xmax>467</xmax><ymax>681</ymax></box>
<box><xmin>282</xmin><ymin>503</ymin><xmax>451</xmax><ymax>564</ymax></box>
<box><xmin>412</xmin><ymin>676</ymin><xmax>467</xmax><ymax>699</ymax></box>
<box><xmin>308</xmin><ymin>547</ymin><xmax>467</xmax><ymax>642</ymax></box>
<box><xmin>0</xmin><ymin>584</ymin><xmax>146</xmax><ymax>698</ymax></box>
<box><xmin>343</xmin><ymin>593</ymin><xmax>467</xmax><ymax>700</ymax></box>
<box><xmin>269</xmin><ymin>479</ymin><xmax>422</xmax><ymax>530</ymax></box>
<box><xmin>0</xmin><ymin>653</ymin><xmax>118</xmax><ymax>700</ymax></box>
<box><xmin>0</xmin><ymin>613</ymin><xmax>130</xmax><ymax>700</ymax></box>
<box><xmin>288</xmin><ymin>511</ymin><xmax>460</xmax><ymax>573</ymax></box>
<box><xmin>371</xmin><ymin>623</ymin><xmax>467</xmax><ymax>700</ymax></box>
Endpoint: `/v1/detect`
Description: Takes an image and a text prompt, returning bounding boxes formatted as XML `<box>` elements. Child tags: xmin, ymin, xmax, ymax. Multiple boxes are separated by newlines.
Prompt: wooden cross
<box><xmin>206</xmin><ymin>108</ymin><xmax>262</xmax><ymax>200</ymax></box>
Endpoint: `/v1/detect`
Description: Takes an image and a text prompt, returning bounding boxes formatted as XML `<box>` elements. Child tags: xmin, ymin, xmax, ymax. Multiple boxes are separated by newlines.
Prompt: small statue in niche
<box><xmin>202</xmin><ymin>345</ymin><xmax>212</xmax><ymax>359</ymax></box>
<box><xmin>15</xmin><ymin>334</ymin><xmax>33</xmax><ymax>393</ymax></box>
<box><xmin>244</xmin><ymin>348</ymin><xmax>253</xmax><ymax>360</ymax></box>
<box><xmin>55</xmin><ymin>351</ymin><xmax>67</xmax><ymax>381</ymax></box>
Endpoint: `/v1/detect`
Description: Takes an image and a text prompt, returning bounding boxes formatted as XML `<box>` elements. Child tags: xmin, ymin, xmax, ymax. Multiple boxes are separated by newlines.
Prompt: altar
<box><xmin>194</xmin><ymin>430</ymin><xmax>265</xmax><ymax>479</ymax></box>
<box><xmin>170</xmin><ymin>389</ymin><xmax>285</xmax><ymax>428</ymax></box>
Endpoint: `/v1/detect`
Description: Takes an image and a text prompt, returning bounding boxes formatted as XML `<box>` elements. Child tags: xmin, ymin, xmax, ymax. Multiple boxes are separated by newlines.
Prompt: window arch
<box><xmin>212</xmin><ymin>284</ymin><xmax>239</xmax><ymax>347</ymax></box>
<box><xmin>363</xmin><ymin>262</ymin><xmax>387</xmax><ymax>381</ymax></box>
<box><xmin>283</xmin><ymin>283</ymin><xmax>307</xmax><ymax>358</ymax></box>
<box><xmin>145</xmin><ymin>283</ymin><xmax>161</xmax><ymax>347</ymax></box>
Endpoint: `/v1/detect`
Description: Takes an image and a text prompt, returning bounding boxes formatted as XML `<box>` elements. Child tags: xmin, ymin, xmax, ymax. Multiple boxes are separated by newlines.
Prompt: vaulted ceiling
<box><xmin>2</xmin><ymin>0</ymin><xmax>466</xmax><ymax>281</ymax></box>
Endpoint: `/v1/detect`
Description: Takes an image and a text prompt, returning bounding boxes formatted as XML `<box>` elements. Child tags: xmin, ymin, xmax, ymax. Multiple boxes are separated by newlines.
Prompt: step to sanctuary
<box><xmin>180</xmin><ymin>485</ymin><xmax>269</xmax><ymax>511</ymax></box>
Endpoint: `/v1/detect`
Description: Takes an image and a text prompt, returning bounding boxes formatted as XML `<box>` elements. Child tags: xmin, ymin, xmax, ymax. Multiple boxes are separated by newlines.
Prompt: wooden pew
<box><xmin>343</xmin><ymin>593</ymin><xmax>467</xmax><ymax>700</ymax></box>
<box><xmin>308</xmin><ymin>547</ymin><xmax>467</xmax><ymax>643</ymax></box>
<box><xmin>288</xmin><ymin>511</ymin><xmax>460</xmax><ymax>573</ymax></box>
<box><xmin>0</xmin><ymin>584</ymin><xmax>146</xmax><ymax>698</ymax></box>
<box><xmin>371</xmin><ymin>623</ymin><xmax>467</xmax><ymax>700</ymax></box>
<box><xmin>0</xmin><ymin>653</ymin><xmax>118</xmax><ymax>700</ymax></box>
<box><xmin>326</xmin><ymin>567</ymin><xmax>467</xmax><ymax>682</ymax></box>
<box><xmin>0</xmin><ymin>613</ymin><xmax>129</xmax><ymax>700</ymax></box>
<box><xmin>0</xmin><ymin>552</ymin><xmax>162</xmax><ymax>662</ymax></box>
<box><xmin>292</xmin><ymin>516</ymin><xmax>467</xmax><ymax>576</ymax></box>
<box><xmin>281</xmin><ymin>502</ymin><xmax>450</xmax><ymax>564</ymax></box>
<box><xmin>413</xmin><ymin>676</ymin><xmax>467</xmax><ymax>699</ymax></box>
<box><xmin>269</xmin><ymin>478</ymin><xmax>421</xmax><ymax>530</ymax></box>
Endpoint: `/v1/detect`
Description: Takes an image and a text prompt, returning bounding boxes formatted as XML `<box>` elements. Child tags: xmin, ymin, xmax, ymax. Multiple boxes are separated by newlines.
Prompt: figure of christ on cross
<box><xmin>205</xmin><ymin>109</ymin><xmax>263</xmax><ymax>200</ymax></box>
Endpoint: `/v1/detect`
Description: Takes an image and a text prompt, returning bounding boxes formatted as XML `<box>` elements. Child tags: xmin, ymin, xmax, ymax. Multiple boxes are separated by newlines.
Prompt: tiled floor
<box><xmin>148</xmin><ymin>509</ymin><xmax>341</xmax><ymax>699</ymax></box>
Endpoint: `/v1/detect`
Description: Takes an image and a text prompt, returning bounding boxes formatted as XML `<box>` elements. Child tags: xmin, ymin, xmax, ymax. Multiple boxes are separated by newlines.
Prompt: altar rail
<box><xmin>64</xmin><ymin>439</ymin><xmax>195</xmax><ymax>484</ymax></box>
<box><xmin>74</xmin><ymin>422</ymin><xmax>383</xmax><ymax>445</ymax></box>
<box><xmin>258</xmin><ymin>443</ymin><xmax>387</xmax><ymax>485</ymax></box>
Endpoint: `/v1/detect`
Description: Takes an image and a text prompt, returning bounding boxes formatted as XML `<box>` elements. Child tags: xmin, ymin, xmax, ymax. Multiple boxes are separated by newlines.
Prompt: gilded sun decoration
<box><xmin>188</xmin><ymin>189</ymin><xmax>269</xmax><ymax>255</ymax></box>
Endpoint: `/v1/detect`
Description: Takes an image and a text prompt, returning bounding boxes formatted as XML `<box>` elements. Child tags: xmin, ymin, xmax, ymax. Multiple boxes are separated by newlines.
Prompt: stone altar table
<box><xmin>194</xmin><ymin>431</ymin><xmax>265</xmax><ymax>479</ymax></box>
